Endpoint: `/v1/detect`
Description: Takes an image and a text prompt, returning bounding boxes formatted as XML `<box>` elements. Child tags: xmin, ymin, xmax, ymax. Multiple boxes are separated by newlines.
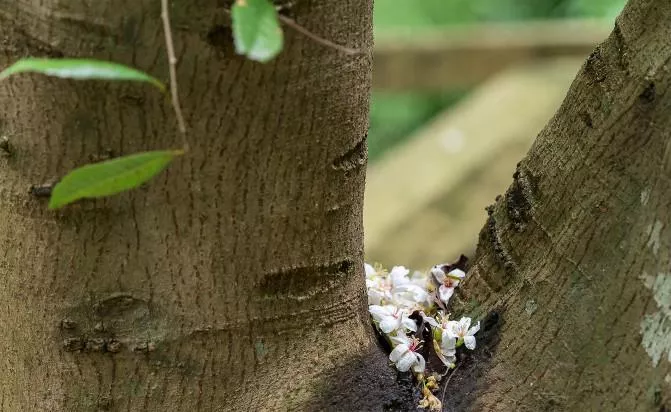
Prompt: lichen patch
<box><xmin>645</xmin><ymin>220</ymin><xmax>664</xmax><ymax>256</ymax></box>
<box><xmin>641</xmin><ymin>187</ymin><xmax>651</xmax><ymax>205</ymax></box>
<box><xmin>640</xmin><ymin>312</ymin><xmax>671</xmax><ymax>367</ymax></box>
<box><xmin>640</xmin><ymin>272</ymin><xmax>671</xmax><ymax>367</ymax></box>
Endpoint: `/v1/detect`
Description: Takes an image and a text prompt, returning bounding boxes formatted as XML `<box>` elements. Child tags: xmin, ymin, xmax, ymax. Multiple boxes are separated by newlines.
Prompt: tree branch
<box><xmin>161</xmin><ymin>0</ymin><xmax>189</xmax><ymax>150</ymax></box>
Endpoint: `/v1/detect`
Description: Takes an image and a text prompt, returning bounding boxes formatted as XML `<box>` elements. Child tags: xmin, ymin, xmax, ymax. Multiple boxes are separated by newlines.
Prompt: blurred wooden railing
<box><xmin>373</xmin><ymin>19</ymin><xmax>611</xmax><ymax>91</ymax></box>
<box><xmin>365</xmin><ymin>19</ymin><xmax>615</xmax><ymax>267</ymax></box>
<box><xmin>365</xmin><ymin>58</ymin><xmax>586</xmax><ymax>268</ymax></box>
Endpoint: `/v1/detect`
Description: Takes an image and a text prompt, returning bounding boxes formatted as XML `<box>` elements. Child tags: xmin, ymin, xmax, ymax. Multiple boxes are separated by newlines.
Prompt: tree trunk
<box><xmin>5</xmin><ymin>0</ymin><xmax>671</xmax><ymax>411</ymax></box>
<box><xmin>0</xmin><ymin>1</ymin><xmax>414</xmax><ymax>411</ymax></box>
<box><xmin>451</xmin><ymin>0</ymin><xmax>671</xmax><ymax>410</ymax></box>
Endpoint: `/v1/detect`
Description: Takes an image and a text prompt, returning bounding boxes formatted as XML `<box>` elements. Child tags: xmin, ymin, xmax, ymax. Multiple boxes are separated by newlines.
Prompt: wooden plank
<box><xmin>364</xmin><ymin>58</ymin><xmax>583</xmax><ymax>268</ymax></box>
<box><xmin>373</xmin><ymin>19</ymin><xmax>610</xmax><ymax>91</ymax></box>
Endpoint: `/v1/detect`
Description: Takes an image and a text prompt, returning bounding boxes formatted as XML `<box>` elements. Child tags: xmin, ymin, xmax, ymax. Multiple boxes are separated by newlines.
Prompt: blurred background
<box><xmin>364</xmin><ymin>0</ymin><xmax>626</xmax><ymax>269</ymax></box>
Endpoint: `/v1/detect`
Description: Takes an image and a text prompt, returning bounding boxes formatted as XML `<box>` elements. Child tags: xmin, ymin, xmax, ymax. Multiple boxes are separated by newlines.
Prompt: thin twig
<box><xmin>222</xmin><ymin>6</ymin><xmax>361</xmax><ymax>56</ymax></box>
<box><xmin>277</xmin><ymin>14</ymin><xmax>361</xmax><ymax>55</ymax></box>
<box><xmin>160</xmin><ymin>0</ymin><xmax>189</xmax><ymax>150</ymax></box>
<box><xmin>441</xmin><ymin>363</ymin><xmax>461</xmax><ymax>405</ymax></box>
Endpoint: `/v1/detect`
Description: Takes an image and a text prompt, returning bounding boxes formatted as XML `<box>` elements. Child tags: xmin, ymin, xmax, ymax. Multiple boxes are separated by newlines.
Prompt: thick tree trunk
<box><xmin>5</xmin><ymin>0</ymin><xmax>671</xmax><ymax>411</ymax></box>
<box><xmin>0</xmin><ymin>1</ymin><xmax>413</xmax><ymax>411</ymax></box>
<box><xmin>451</xmin><ymin>0</ymin><xmax>671</xmax><ymax>410</ymax></box>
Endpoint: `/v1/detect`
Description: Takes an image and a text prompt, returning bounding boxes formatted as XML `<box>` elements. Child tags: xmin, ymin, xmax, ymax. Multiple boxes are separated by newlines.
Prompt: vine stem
<box><xmin>441</xmin><ymin>363</ymin><xmax>460</xmax><ymax>405</ymax></box>
<box><xmin>160</xmin><ymin>0</ymin><xmax>189</xmax><ymax>151</ymax></box>
<box><xmin>276</xmin><ymin>14</ymin><xmax>361</xmax><ymax>55</ymax></box>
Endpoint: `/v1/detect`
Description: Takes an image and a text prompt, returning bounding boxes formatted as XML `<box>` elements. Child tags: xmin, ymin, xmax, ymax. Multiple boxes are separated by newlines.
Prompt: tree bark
<box><xmin>5</xmin><ymin>0</ymin><xmax>671</xmax><ymax>411</ymax></box>
<box><xmin>451</xmin><ymin>0</ymin><xmax>671</xmax><ymax>410</ymax></box>
<box><xmin>0</xmin><ymin>1</ymin><xmax>414</xmax><ymax>411</ymax></box>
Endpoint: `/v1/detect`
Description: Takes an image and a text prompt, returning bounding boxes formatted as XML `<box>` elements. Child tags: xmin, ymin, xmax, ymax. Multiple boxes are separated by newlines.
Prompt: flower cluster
<box><xmin>366</xmin><ymin>261</ymin><xmax>480</xmax><ymax>410</ymax></box>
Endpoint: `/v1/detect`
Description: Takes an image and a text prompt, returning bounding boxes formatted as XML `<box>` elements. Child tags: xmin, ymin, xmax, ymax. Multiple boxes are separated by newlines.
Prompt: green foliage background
<box><xmin>368</xmin><ymin>0</ymin><xmax>627</xmax><ymax>162</ymax></box>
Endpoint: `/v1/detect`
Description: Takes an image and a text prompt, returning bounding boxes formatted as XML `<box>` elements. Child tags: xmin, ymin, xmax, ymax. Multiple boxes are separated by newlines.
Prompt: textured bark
<box><xmin>449</xmin><ymin>0</ymin><xmax>671</xmax><ymax>410</ymax></box>
<box><xmin>6</xmin><ymin>0</ymin><xmax>671</xmax><ymax>411</ymax></box>
<box><xmin>0</xmin><ymin>1</ymin><xmax>414</xmax><ymax>411</ymax></box>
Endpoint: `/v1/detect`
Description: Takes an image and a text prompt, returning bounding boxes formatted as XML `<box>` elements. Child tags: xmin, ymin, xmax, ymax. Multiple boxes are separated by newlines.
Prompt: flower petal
<box><xmin>401</xmin><ymin>316</ymin><xmax>418</xmax><ymax>332</ymax></box>
<box><xmin>389</xmin><ymin>266</ymin><xmax>410</xmax><ymax>285</ymax></box>
<box><xmin>368</xmin><ymin>305</ymin><xmax>386</xmax><ymax>320</ymax></box>
<box><xmin>390</xmin><ymin>266</ymin><xmax>409</xmax><ymax>277</ymax></box>
<box><xmin>447</xmin><ymin>269</ymin><xmax>466</xmax><ymax>279</ymax></box>
<box><xmin>468</xmin><ymin>321</ymin><xmax>481</xmax><ymax>336</ymax></box>
<box><xmin>389</xmin><ymin>295</ymin><xmax>414</xmax><ymax>309</ymax></box>
<box><xmin>410</xmin><ymin>270</ymin><xmax>429</xmax><ymax>287</ymax></box>
<box><xmin>422</xmin><ymin>313</ymin><xmax>439</xmax><ymax>327</ymax></box>
<box><xmin>389</xmin><ymin>343</ymin><xmax>408</xmax><ymax>362</ymax></box>
<box><xmin>412</xmin><ymin>353</ymin><xmax>426</xmax><ymax>373</ymax></box>
<box><xmin>440</xmin><ymin>334</ymin><xmax>457</xmax><ymax>356</ymax></box>
<box><xmin>379</xmin><ymin>316</ymin><xmax>401</xmax><ymax>334</ymax></box>
<box><xmin>438</xmin><ymin>285</ymin><xmax>455</xmax><ymax>303</ymax></box>
<box><xmin>464</xmin><ymin>335</ymin><xmax>476</xmax><ymax>350</ymax></box>
<box><xmin>459</xmin><ymin>317</ymin><xmax>472</xmax><ymax>332</ymax></box>
<box><xmin>394</xmin><ymin>284</ymin><xmax>428</xmax><ymax>303</ymax></box>
<box><xmin>444</xmin><ymin>320</ymin><xmax>461</xmax><ymax>339</ymax></box>
<box><xmin>365</xmin><ymin>263</ymin><xmax>376</xmax><ymax>277</ymax></box>
<box><xmin>367</xmin><ymin>290</ymin><xmax>383</xmax><ymax>305</ymax></box>
<box><xmin>431</xmin><ymin>265</ymin><xmax>446</xmax><ymax>282</ymax></box>
<box><xmin>435</xmin><ymin>348</ymin><xmax>456</xmax><ymax>368</ymax></box>
<box><xmin>390</xmin><ymin>334</ymin><xmax>410</xmax><ymax>346</ymax></box>
<box><xmin>395</xmin><ymin>351</ymin><xmax>417</xmax><ymax>372</ymax></box>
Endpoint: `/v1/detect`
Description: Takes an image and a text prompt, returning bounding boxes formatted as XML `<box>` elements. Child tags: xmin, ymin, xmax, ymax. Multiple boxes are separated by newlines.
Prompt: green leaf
<box><xmin>232</xmin><ymin>0</ymin><xmax>284</xmax><ymax>62</ymax></box>
<box><xmin>0</xmin><ymin>58</ymin><xmax>165</xmax><ymax>91</ymax></box>
<box><xmin>48</xmin><ymin>150</ymin><xmax>182</xmax><ymax>209</ymax></box>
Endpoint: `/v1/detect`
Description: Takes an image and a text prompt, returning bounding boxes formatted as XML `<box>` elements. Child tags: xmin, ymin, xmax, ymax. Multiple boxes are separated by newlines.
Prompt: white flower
<box><xmin>365</xmin><ymin>263</ymin><xmax>384</xmax><ymax>290</ymax></box>
<box><xmin>365</xmin><ymin>264</ymin><xmax>431</xmax><ymax>309</ymax></box>
<box><xmin>389</xmin><ymin>265</ymin><xmax>410</xmax><ymax>282</ymax></box>
<box><xmin>369</xmin><ymin>305</ymin><xmax>417</xmax><ymax>334</ymax></box>
<box><xmin>420</xmin><ymin>311</ymin><xmax>438</xmax><ymax>328</ymax></box>
<box><xmin>392</xmin><ymin>286</ymin><xmax>429</xmax><ymax>309</ymax></box>
<box><xmin>389</xmin><ymin>266</ymin><xmax>430</xmax><ymax>309</ymax></box>
<box><xmin>444</xmin><ymin>317</ymin><xmax>480</xmax><ymax>350</ymax></box>
<box><xmin>389</xmin><ymin>335</ymin><xmax>426</xmax><ymax>373</ymax></box>
<box><xmin>365</xmin><ymin>263</ymin><xmax>377</xmax><ymax>277</ymax></box>
<box><xmin>367</xmin><ymin>283</ymin><xmax>389</xmax><ymax>305</ymax></box>
<box><xmin>409</xmin><ymin>270</ymin><xmax>432</xmax><ymax>292</ymax></box>
<box><xmin>365</xmin><ymin>264</ymin><xmax>392</xmax><ymax>305</ymax></box>
<box><xmin>433</xmin><ymin>332</ymin><xmax>457</xmax><ymax>368</ymax></box>
<box><xmin>430</xmin><ymin>313</ymin><xmax>458</xmax><ymax>367</ymax></box>
<box><xmin>431</xmin><ymin>265</ymin><xmax>466</xmax><ymax>304</ymax></box>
